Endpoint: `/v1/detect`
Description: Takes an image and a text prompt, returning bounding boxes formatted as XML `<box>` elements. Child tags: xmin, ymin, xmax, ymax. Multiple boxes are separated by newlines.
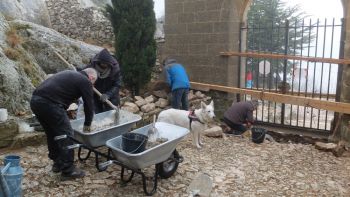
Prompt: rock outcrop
<box><xmin>0</xmin><ymin>13</ymin><xmax>102</xmax><ymax>114</ymax></box>
<box><xmin>0</xmin><ymin>0</ymin><xmax>51</xmax><ymax>27</ymax></box>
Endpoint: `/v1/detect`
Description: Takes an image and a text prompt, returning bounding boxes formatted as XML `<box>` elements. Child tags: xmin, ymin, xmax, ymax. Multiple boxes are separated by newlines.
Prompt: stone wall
<box><xmin>45</xmin><ymin>0</ymin><xmax>113</xmax><ymax>45</ymax></box>
<box><xmin>164</xmin><ymin>0</ymin><xmax>246</xmax><ymax>87</ymax></box>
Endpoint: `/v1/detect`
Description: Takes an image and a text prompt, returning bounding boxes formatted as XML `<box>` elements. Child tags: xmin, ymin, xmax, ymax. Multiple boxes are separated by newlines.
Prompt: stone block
<box><xmin>176</xmin><ymin>45</ymin><xmax>189</xmax><ymax>55</ymax></box>
<box><xmin>207</xmin><ymin>43</ymin><xmax>229</xmax><ymax>54</ymax></box>
<box><xmin>141</xmin><ymin>103</ymin><xmax>156</xmax><ymax>113</ymax></box>
<box><xmin>165</xmin><ymin>2</ymin><xmax>184</xmax><ymax>14</ymax></box>
<box><xmin>155</xmin><ymin>98</ymin><xmax>169</xmax><ymax>108</ymax></box>
<box><xmin>183</xmin><ymin>34</ymin><xmax>203</xmax><ymax>44</ymax></box>
<box><xmin>0</xmin><ymin>119</ymin><xmax>18</xmax><ymax>148</ymax></box>
<box><xmin>188</xmin><ymin>44</ymin><xmax>208</xmax><ymax>54</ymax></box>
<box><xmin>184</xmin><ymin>1</ymin><xmax>206</xmax><ymax>13</ymax></box>
<box><xmin>164</xmin><ymin>24</ymin><xmax>187</xmax><ymax>34</ymax></box>
<box><xmin>202</xmin><ymin>33</ymin><xmax>230</xmax><ymax>44</ymax></box>
<box><xmin>195</xmin><ymin>11</ymin><xmax>220</xmax><ymax>22</ymax></box>
<box><xmin>213</xmin><ymin>22</ymin><xmax>230</xmax><ymax>33</ymax></box>
<box><xmin>11</xmin><ymin>132</ymin><xmax>46</xmax><ymax>149</ymax></box>
<box><xmin>204</xmin><ymin>126</ymin><xmax>223</xmax><ymax>138</ymax></box>
<box><xmin>206</xmin><ymin>0</ymin><xmax>225</xmax><ymax>11</ymax></box>
<box><xmin>121</xmin><ymin>102</ymin><xmax>140</xmax><ymax>113</ymax></box>
<box><xmin>178</xmin><ymin>13</ymin><xmax>195</xmax><ymax>23</ymax></box>
<box><xmin>187</xmin><ymin>23</ymin><xmax>213</xmax><ymax>34</ymax></box>
<box><xmin>145</xmin><ymin>95</ymin><xmax>156</xmax><ymax>103</ymax></box>
<box><xmin>165</xmin><ymin>13</ymin><xmax>178</xmax><ymax>24</ymax></box>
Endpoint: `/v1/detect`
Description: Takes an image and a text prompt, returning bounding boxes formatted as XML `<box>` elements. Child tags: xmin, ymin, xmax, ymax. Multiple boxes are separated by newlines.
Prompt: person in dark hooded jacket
<box><xmin>86</xmin><ymin>49</ymin><xmax>122</xmax><ymax>113</ymax></box>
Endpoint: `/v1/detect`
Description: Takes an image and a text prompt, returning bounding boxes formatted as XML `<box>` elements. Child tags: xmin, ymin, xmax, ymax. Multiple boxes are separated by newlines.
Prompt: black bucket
<box><xmin>122</xmin><ymin>133</ymin><xmax>148</xmax><ymax>154</ymax></box>
<box><xmin>251</xmin><ymin>127</ymin><xmax>266</xmax><ymax>144</ymax></box>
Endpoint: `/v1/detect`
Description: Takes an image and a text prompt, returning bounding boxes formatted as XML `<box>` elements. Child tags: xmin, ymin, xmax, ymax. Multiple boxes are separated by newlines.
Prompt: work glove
<box><xmin>83</xmin><ymin>125</ymin><xmax>91</xmax><ymax>133</ymax></box>
<box><xmin>100</xmin><ymin>94</ymin><xmax>109</xmax><ymax>102</ymax></box>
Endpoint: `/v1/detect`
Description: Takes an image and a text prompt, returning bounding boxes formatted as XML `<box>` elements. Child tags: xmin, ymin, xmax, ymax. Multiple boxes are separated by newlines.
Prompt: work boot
<box><xmin>61</xmin><ymin>166</ymin><xmax>85</xmax><ymax>181</ymax></box>
<box><xmin>51</xmin><ymin>162</ymin><xmax>61</xmax><ymax>173</ymax></box>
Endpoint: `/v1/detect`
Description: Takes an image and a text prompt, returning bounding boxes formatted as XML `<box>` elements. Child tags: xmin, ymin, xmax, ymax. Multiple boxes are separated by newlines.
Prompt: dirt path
<box><xmin>1</xmin><ymin>135</ymin><xmax>350</xmax><ymax>196</ymax></box>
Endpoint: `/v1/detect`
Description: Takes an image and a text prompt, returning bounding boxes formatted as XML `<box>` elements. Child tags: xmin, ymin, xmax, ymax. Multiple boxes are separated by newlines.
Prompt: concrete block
<box><xmin>188</xmin><ymin>44</ymin><xmax>208</xmax><ymax>54</ymax></box>
<box><xmin>184</xmin><ymin>1</ymin><xmax>206</xmax><ymax>13</ymax></box>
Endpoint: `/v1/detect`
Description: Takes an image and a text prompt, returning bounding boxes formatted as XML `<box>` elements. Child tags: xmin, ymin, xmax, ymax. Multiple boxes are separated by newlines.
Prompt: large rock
<box><xmin>0</xmin><ymin>15</ymin><xmax>102</xmax><ymax>114</ymax></box>
<box><xmin>0</xmin><ymin>15</ymin><xmax>43</xmax><ymax>113</ymax></box>
<box><xmin>11</xmin><ymin>132</ymin><xmax>46</xmax><ymax>149</ymax></box>
<box><xmin>0</xmin><ymin>0</ymin><xmax>51</xmax><ymax>27</ymax></box>
<box><xmin>11</xmin><ymin>20</ymin><xmax>102</xmax><ymax>74</ymax></box>
<box><xmin>0</xmin><ymin>119</ymin><xmax>18</xmax><ymax>148</ymax></box>
<box><xmin>204</xmin><ymin>126</ymin><xmax>223</xmax><ymax>138</ymax></box>
<box><xmin>155</xmin><ymin>98</ymin><xmax>169</xmax><ymax>108</ymax></box>
<box><xmin>121</xmin><ymin>102</ymin><xmax>139</xmax><ymax>113</ymax></box>
<box><xmin>315</xmin><ymin>142</ymin><xmax>337</xmax><ymax>151</ymax></box>
<box><xmin>141</xmin><ymin>103</ymin><xmax>156</xmax><ymax>113</ymax></box>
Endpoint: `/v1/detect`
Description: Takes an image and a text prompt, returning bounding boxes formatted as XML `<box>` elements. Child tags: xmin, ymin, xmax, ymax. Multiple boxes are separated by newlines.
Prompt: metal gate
<box><xmin>239</xmin><ymin>18</ymin><xmax>345</xmax><ymax>133</ymax></box>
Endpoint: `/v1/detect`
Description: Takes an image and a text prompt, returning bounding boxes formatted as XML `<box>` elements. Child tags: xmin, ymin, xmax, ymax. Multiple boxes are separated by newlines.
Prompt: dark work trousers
<box><xmin>171</xmin><ymin>88</ymin><xmax>189</xmax><ymax>110</ymax></box>
<box><xmin>93</xmin><ymin>94</ymin><xmax>118</xmax><ymax>113</ymax></box>
<box><xmin>223</xmin><ymin>117</ymin><xmax>247</xmax><ymax>135</ymax></box>
<box><xmin>30</xmin><ymin>95</ymin><xmax>75</xmax><ymax>173</ymax></box>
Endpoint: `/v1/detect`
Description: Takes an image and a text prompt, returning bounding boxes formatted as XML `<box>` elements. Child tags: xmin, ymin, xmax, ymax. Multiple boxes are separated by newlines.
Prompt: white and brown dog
<box><xmin>157</xmin><ymin>100</ymin><xmax>216</xmax><ymax>148</ymax></box>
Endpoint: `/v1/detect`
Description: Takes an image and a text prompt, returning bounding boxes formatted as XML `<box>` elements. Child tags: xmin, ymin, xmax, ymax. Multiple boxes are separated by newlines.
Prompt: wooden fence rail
<box><xmin>190</xmin><ymin>82</ymin><xmax>350</xmax><ymax>114</ymax></box>
<box><xmin>220</xmin><ymin>51</ymin><xmax>350</xmax><ymax>65</ymax></box>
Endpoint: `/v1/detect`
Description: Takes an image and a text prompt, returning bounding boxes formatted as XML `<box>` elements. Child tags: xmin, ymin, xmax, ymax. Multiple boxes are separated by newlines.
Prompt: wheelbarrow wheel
<box><xmin>158</xmin><ymin>150</ymin><xmax>180</xmax><ymax>179</ymax></box>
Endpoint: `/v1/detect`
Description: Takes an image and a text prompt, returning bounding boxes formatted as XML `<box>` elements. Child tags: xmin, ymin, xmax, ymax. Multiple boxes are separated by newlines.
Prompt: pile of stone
<box><xmin>119</xmin><ymin>89</ymin><xmax>212</xmax><ymax>123</ymax></box>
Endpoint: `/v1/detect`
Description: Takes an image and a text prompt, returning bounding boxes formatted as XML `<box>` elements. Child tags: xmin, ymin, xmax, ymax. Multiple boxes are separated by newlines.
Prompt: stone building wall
<box><xmin>45</xmin><ymin>0</ymin><xmax>113</xmax><ymax>45</ymax></box>
<box><xmin>164</xmin><ymin>0</ymin><xmax>247</xmax><ymax>87</ymax></box>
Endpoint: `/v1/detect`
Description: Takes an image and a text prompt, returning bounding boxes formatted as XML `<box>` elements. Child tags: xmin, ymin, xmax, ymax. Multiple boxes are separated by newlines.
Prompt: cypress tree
<box><xmin>106</xmin><ymin>0</ymin><xmax>157</xmax><ymax>95</ymax></box>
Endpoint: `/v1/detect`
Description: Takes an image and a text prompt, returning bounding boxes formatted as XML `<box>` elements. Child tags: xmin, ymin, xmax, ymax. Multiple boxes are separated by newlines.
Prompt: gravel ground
<box><xmin>1</xmin><ymin>134</ymin><xmax>350</xmax><ymax>196</ymax></box>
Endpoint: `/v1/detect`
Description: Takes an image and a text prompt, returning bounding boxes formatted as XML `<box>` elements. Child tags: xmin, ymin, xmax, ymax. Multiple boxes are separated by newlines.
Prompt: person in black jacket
<box><xmin>30</xmin><ymin>68</ymin><xmax>97</xmax><ymax>180</ymax></box>
<box><xmin>86</xmin><ymin>48</ymin><xmax>121</xmax><ymax>113</ymax></box>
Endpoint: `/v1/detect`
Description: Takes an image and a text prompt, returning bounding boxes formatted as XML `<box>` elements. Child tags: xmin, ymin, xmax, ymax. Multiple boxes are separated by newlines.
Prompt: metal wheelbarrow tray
<box><xmin>58</xmin><ymin>110</ymin><xmax>141</xmax><ymax>171</ymax></box>
<box><xmin>104</xmin><ymin>122</ymin><xmax>189</xmax><ymax>196</ymax></box>
<box><xmin>70</xmin><ymin>110</ymin><xmax>141</xmax><ymax>148</ymax></box>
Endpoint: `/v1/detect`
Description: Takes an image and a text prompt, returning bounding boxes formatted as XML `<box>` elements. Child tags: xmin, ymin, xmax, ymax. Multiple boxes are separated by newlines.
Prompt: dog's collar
<box><xmin>188</xmin><ymin>110</ymin><xmax>205</xmax><ymax>130</ymax></box>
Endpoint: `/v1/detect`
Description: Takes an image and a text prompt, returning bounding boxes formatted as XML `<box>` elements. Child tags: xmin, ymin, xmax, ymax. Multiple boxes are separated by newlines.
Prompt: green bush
<box><xmin>106</xmin><ymin>0</ymin><xmax>157</xmax><ymax>95</ymax></box>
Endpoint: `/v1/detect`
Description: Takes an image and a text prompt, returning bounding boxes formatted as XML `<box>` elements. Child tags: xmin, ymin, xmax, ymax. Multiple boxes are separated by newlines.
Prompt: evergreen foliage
<box><xmin>106</xmin><ymin>0</ymin><xmax>157</xmax><ymax>95</ymax></box>
<box><xmin>246</xmin><ymin>0</ymin><xmax>314</xmax><ymax>88</ymax></box>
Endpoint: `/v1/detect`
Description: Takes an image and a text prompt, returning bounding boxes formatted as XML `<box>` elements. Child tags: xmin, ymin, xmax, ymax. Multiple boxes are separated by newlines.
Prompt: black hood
<box><xmin>91</xmin><ymin>49</ymin><xmax>120</xmax><ymax>73</ymax></box>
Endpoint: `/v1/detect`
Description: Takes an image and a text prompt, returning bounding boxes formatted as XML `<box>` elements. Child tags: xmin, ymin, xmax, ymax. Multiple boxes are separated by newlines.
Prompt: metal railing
<box><xmin>239</xmin><ymin>18</ymin><xmax>345</xmax><ymax>132</ymax></box>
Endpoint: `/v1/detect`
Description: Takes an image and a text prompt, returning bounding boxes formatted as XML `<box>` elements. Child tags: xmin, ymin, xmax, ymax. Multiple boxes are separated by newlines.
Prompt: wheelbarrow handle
<box><xmin>93</xmin><ymin>87</ymin><xmax>119</xmax><ymax>110</ymax></box>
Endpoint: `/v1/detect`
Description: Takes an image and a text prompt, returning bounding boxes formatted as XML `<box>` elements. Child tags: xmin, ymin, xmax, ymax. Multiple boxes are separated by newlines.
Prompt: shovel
<box><xmin>52</xmin><ymin>50</ymin><xmax>119</xmax><ymax>121</ymax></box>
<box><xmin>93</xmin><ymin>87</ymin><xmax>120</xmax><ymax>121</ymax></box>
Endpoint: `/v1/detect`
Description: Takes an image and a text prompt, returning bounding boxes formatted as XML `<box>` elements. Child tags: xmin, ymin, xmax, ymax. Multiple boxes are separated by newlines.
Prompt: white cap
<box><xmin>67</xmin><ymin>103</ymin><xmax>78</xmax><ymax>111</ymax></box>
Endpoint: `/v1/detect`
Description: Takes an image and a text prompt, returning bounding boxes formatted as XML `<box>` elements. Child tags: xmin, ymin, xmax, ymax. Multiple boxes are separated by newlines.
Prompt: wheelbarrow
<box><xmin>100</xmin><ymin>122</ymin><xmax>189</xmax><ymax>196</ymax></box>
<box><xmin>55</xmin><ymin>109</ymin><xmax>141</xmax><ymax>171</ymax></box>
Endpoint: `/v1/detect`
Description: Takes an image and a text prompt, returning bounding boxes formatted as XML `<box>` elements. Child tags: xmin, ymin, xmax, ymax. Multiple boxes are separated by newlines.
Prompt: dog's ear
<box><xmin>209</xmin><ymin>100</ymin><xmax>214</xmax><ymax>107</ymax></box>
<box><xmin>201</xmin><ymin>101</ymin><xmax>207</xmax><ymax>110</ymax></box>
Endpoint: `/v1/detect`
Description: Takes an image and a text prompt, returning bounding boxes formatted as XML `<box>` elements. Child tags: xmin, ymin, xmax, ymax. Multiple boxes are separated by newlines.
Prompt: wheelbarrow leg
<box><xmin>121</xmin><ymin>167</ymin><xmax>135</xmax><ymax>183</ymax></box>
<box><xmin>78</xmin><ymin>146</ymin><xmax>91</xmax><ymax>161</ymax></box>
<box><xmin>140</xmin><ymin>164</ymin><xmax>159</xmax><ymax>196</ymax></box>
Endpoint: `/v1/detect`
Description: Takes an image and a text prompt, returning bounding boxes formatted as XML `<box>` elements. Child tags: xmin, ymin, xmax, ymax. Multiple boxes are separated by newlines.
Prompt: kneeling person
<box><xmin>223</xmin><ymin>100</ymin><xmax>259</xmax><ymax>135</ymax></box>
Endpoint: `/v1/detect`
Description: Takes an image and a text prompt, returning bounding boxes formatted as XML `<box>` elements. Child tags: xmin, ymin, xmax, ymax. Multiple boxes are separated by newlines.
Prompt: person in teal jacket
<box><xmin>163</xmin><ymin>58</ymin><xmax>190</xmax><ymax>110</ymax></box>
